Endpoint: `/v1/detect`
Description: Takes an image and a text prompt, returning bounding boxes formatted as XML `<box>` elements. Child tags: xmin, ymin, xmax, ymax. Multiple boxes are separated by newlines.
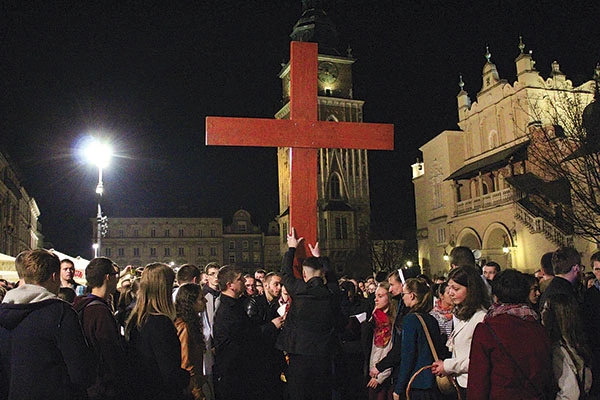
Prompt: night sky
<box><xmin>1</xmin><ymin>1</ymin><xmax>598</xmax><ymax>258</ymax></box>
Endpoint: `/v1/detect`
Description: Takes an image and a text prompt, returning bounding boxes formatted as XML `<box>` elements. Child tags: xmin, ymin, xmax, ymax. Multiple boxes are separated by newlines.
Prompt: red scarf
<box><xmin>373</xmin><ymin>309</ymin><xmax>392</xmax><ymax>348</ymax></box>
<box><xmin>433</xmin><ymin>298</ymin><xmax>453</xmax><ymax>321</ymax></box>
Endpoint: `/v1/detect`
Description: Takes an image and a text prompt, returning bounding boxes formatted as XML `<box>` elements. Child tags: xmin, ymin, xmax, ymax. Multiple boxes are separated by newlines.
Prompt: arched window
<box><xmin>330</xmin><ymin>174</ymin><xmax>341</xmax><ymax>199</ymax></box>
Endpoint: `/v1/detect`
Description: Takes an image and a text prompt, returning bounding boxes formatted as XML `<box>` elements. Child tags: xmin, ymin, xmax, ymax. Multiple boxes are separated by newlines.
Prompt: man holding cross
<box><xmin>276</xmin><ymin>228</ymin><xmax>344</xmax><ymax>400</ymax></box>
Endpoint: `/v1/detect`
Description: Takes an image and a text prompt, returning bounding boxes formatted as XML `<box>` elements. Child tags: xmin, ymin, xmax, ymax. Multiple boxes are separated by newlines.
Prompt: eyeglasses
<box><xmin>401</xmin><ymin>291</ymin><xmax>412</xmax><ymax>297</ymax></box>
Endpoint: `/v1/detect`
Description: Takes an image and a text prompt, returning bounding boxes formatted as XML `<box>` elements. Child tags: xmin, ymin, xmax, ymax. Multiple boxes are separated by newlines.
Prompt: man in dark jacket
<box><xmin>276</xmin><ymin>228</ymin><xmax>344</xmax><ymax>400</ymax></box>
<box><xmin>73</xmin><ymin>257</ymin><xmax>125</xmax><ymax>400</ymax></box>
<box><xmin>213</xmin><ymin>264</ymin><xmax>283</xmax><ymax>400</ymax></box>
<box><xmin>539</xmin><ymin>246</ymin><xmax>582</xmax><ymax>309</ymax></box>
<box><xmin>245</xmin><ymin>272</ymin><xmax>286</xmax><ymax>400</ymax></box>
<box><xmin>0</xmin><ymin>249</ymin><xmax>93</xmax><ymax>400</ymax></box>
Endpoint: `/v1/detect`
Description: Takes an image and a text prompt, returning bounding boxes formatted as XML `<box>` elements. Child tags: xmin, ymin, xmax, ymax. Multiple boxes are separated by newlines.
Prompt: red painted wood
<box><xmin>205</xmin><ymin>41</ymin><xmax>394</xmax><ymax>273</ymax></box>
<box><xmin>205</xmin><ymin>117</ymin><xmax>394</xmax><ymax>150</ymax></box>
<box><xmin>290</xmin><ymin>41</ymin><xmax>317</xmax><ymax>121</ymax></box>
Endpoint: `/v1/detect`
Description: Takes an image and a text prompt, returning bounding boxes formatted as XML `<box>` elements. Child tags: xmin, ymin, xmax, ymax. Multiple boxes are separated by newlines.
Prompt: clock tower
<box><xmin>276</xmin><ymin>2</ymin><xmax>372</xmax><ymax>276</ymax></box>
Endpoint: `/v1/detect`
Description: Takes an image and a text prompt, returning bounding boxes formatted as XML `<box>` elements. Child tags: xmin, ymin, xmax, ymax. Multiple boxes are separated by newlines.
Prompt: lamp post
<box><xmin>85</xmin><ymin>139</ymin><xmax>112</xmax><ymax>258</ymax></box>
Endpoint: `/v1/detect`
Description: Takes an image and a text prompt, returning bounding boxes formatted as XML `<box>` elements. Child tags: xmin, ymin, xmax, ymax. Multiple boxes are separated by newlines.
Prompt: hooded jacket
<box><xmin>0</xmin><ymin>284</ymin><xmax>93</xmax><ymax>400</ymax></box>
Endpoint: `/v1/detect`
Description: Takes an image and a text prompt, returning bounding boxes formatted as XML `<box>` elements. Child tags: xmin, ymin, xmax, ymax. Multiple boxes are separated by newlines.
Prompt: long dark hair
<box><xmin>175</xmin><ymin>283</ymin><xmax>206</xmax><ymax>352</ymax></box>
<box><xmin>542</xmin><ymin>293</ymin><xmax>592</xmax><ymax>367</ymax></box>
<box><xmin>448</xmin><ymin>265</ymin><xmax>491</xmax><ymax>321</ymax></box>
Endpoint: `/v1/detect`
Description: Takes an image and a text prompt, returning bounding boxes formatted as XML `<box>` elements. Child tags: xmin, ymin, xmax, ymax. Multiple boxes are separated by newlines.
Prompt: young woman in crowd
<box><xmin>542</xmin><ymin>293</ymin><xmax>593</xmax><ymax>399</ymax></box>
<box><xmin>431</xmin><ymin>265</ymin><xmax>490</xmax><ymax>398</ymax></box>
<box><xmin>366</xmin><ymin>281</ymin><xmax>397</xmax><ymax>400</ymax></box>
<box><xmin>394</xmin><ymin>277</ymin><xmax>443</xmax><ymax>400</ymax></box>
<box><xmin>468</xmin><ymin>269</ymin><xmax>554</xmax><ymax>399</ymax></box>
<box><xmin>524</xmin><ymin>273</ymin><xmax>541</xmax><ymax>313</ymax></box>
<box><xmin>125</xmin><ymin>263</ymin><xmax>190</xmax><ymax>400</ymax></box>
<box><xmin>175</xmin><ymin>283</ymin><xmax>207</xmax><ymax>400</ymax></box>
<box><xmin>430</xmin><ymin>281</ymin><xmax>453</xmax><ymax>343</ymax></box>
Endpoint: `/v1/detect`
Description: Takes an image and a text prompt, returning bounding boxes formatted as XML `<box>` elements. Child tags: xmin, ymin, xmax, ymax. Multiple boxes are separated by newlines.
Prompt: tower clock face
<box><xmin>318</xmin><ymin>61</ymin><xmax>339</xmax><ymax>84</ymax></box>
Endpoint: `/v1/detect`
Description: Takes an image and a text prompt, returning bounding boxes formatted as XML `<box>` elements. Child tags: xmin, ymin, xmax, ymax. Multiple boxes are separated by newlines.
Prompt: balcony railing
<box><xmin>515</xmin><ymin>202</ymin><xmax>574</xmax><ymax>247</ymax></box>
<box><xmin>456</xmin><ymin>188</ymin><xmax>514</xmax><ymax>215</ymax></box>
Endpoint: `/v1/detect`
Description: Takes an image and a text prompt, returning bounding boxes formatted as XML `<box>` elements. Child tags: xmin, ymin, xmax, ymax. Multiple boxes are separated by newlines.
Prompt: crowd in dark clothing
<box><xmin>2</xmin><ymin>244</ymin><xmax>600</xmax><ymax>400</ymax></box>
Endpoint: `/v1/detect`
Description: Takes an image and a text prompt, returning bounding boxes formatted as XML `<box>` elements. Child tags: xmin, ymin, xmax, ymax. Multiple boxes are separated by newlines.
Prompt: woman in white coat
<box><xmin>431</xmin><ymin>265</ymin><xmax>491</xmax><ymax>398</ymax></box>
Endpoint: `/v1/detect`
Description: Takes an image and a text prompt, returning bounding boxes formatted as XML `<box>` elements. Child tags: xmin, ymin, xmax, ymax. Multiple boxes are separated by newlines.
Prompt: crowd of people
<box><xmin>0</xmin><ymin>236</ymin><xmax>599</xmax><ymax>400</ymax></box>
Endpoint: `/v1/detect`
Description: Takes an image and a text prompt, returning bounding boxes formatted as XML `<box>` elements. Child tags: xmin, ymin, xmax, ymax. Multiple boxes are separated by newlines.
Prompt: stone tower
<box><xmin>276</xmin><ymin>2</ymin><xmax>371</xmax><ymax>276</ymax></box>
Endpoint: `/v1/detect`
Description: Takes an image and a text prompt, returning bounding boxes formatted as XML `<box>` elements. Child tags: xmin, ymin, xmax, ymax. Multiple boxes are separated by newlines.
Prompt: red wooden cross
<box><xmin>206</xmin><ymin>41</ymin><xmax>394</xmax><ymax>269</ymax></box>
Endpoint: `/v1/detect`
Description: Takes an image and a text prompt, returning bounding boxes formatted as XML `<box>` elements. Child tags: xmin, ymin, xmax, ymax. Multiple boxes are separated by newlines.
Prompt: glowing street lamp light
<box><xmin>85</xmin><ymin>138</ymin><xmax>112</xmax><ymax>258</ymax></box>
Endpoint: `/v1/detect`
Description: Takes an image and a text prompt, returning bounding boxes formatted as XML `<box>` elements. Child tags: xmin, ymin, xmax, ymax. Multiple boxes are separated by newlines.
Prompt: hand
<box><xmin>271</xmin><ymin>316</ymin><xmax>284</xmax><ymax>329</ymax></box>
<box><xmin>369</xmin><ymin>366</ymin><xmax>380</xmax><ymax>378</ymax></box>
<box><xmin>122</xmin><ymin>265</ymin><xmax>132</xmax><ymax>277</ymax></box>
<box><xmin>431</xmin><ymin>360</ymin><xmax>446</xmax><ymax>376</ymax></box>
<box><xmin>308</xmin><ymin>242</ymin><xmax>320</xmax><ymax>257</ymax></box>
<box><xmin>287</xmin><ymin>227</ymin><xmax>304</xmax><ymax>249</ymax></box>
<box><xmin>366</xmin><ymin>378</ymin><xmax>379</xmax><ymax>389</ymax></box>
<box><xmin>392</xmin><ymin>393</ymin><xmax>400</xmax><ymax>400</ymax></box>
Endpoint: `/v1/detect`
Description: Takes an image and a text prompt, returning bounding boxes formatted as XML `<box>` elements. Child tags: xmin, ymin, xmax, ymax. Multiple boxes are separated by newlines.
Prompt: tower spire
<box><xmin>291</xmin><ymin>0</ymin><xmax>340</xmax><ymax>55</ymax></box>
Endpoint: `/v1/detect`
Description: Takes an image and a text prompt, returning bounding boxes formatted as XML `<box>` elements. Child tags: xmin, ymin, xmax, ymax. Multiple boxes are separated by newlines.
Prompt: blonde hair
<box><xmin>125</xmin><ymin>263</ymin><xmax>175</xmax><ymax>340</ymax></box>
<box><xmin>376</xmin><ymin>281</ymin><xmax>397</xmax><ymax>324</ymax></box>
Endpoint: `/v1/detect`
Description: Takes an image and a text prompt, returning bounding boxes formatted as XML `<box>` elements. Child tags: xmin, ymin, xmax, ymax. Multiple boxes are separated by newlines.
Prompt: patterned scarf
<box><xmin>433</xmin><ymin>298</ymin><xmax>453</xmax><ymax>321</ymax></box>
<box><xmin>485</xmin><ymin>303</ymin><xmax>539</xmax><ymax>321</ymax></box>
<box><xmin>373</xmin><ymin>308</ymin><xmax>392</xmax><ymax>348</ymax></box>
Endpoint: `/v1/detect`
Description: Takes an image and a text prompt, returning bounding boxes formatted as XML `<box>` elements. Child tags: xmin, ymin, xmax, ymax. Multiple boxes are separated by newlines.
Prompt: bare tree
<box><xmin>525</xmin><ymin>67</ymin><xmax>600</xmax><ymax>240</ymax></box>
<box><xmin>369</xmin><ymin>238</ymin><xmax>406</xmax><ymax>274</ymax></box>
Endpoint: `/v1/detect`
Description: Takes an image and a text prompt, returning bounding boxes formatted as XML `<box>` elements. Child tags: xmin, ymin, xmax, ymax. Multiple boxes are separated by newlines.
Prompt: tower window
<box><xmin>335</xmin><ymin>217</ymin><xmax>348</xmax><ymax>239</ymax></box>
<box><xmin>330</xmin><ymin>174</ymin><xmax>341</xmax><ymax>199</ymax></box>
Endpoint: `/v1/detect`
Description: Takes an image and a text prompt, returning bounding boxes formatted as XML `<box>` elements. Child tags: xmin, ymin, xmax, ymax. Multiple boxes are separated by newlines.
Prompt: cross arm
<box><xmin>206</xmin><ymin>117</ymin><xmax>394</xmax><ymax>150</ymax></box>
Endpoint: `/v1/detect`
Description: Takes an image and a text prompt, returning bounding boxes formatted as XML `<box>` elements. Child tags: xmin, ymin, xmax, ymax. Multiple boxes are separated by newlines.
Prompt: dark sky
<box><xmin>1</xmin><ymin>1</ymin><xmax>598</xmax><ymax>258</ymax></box>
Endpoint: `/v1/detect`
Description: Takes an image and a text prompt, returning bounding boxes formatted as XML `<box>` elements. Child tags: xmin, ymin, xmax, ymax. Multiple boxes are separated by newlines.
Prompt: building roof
<box><xmin>505</xmin><ymin>172</ymin><xmax>571</xmax><ymax>205</ymax></box>
<box><xmin>445</xmin><ymin>141</ymin><xmax>529</xmax><ymax>181</ymax></box>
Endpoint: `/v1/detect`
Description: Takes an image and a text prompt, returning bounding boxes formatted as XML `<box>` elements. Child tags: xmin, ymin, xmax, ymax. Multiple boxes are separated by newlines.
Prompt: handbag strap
<box><xmin>415</xmin><ymin>313</ymin><xmax>439</xmax><ymax>361</ymax></box>
<box><xmin>414</xmin><ymin>313</ymin><xmax>463</xmax><ymax>400</ymax></box>
<box><xmin>485</xmin><ymin>322</ymin><xmax>547</xmax><ymax>399</ymax></box>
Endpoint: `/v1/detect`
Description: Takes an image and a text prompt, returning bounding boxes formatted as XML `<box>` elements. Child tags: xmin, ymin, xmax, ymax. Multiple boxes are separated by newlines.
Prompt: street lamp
<box><xmin>85</xmin><ymin>139</ymin><xmax>112</xmax><ymax>258</ymax></box>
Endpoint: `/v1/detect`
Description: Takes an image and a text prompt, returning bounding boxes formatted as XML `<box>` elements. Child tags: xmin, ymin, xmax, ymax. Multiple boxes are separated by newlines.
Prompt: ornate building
<box><xmin>276</xmin><ymin>2</ymin><xmax>372</xmax><ymax>276</ymax></box>
<box><xmin>101</xmin><ymin>210</ymin><xmax>280</xmax><ymax>272</ymax></box>
<box><xmin>101</xmin><ymin>217</ymin><xmax>224</xmax><ymax>268</ymax></box>
<box><xmin>223</xmin><ymin>209</ymin><xmax>264</xmax><ymax>267</ymax></box>
<box><xmin>0</xmin><ymin>151</ymin><xmax>42</xmax><ymax>255</ymax></box>
<box><xmin>413</xmin><ymin>40</ymin><xmax>597</xmax><ymax>277</ymax></box>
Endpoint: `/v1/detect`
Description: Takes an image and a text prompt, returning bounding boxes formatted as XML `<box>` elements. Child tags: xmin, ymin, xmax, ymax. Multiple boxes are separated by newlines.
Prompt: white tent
<box><xmin>0</xmin><ymin>253</ymin><xmax>18</xmax><ymax>282</ymax></box>
<box><xmin>0</xmin><ymin>252</ymin><xmax>15</xmax><ymax>270</ymax></box>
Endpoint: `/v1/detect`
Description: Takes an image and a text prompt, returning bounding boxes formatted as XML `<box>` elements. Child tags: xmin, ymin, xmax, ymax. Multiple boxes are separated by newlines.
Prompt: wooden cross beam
<box><xmin>206</xmin><ymin>41</ymin><xmax>394</xmax><ymax>270</ymax></box>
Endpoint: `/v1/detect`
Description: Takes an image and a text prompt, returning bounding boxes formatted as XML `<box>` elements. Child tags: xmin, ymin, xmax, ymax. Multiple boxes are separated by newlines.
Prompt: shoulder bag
<box><xmin>406</xmin><ymin>313</ymin><xmax>461</xmax><ymax>400</ymax></box>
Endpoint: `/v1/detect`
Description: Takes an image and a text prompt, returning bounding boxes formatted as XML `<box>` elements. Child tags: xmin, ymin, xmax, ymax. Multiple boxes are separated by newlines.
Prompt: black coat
<box><xmin>0</xmin><ymin>297</ymin><xmax>94</xmax><ymax>400</ymax></box>
<box><xmin>213</xmin><ymin>293</ymin><xmax>263</xmax><ymax>400</ymax></box>
<box><xmin>276</xmin><ymin>247</ymin><xmax>344</xmax><ymax>357</ymax></box>
<box><xmin>127</xmin><ymin>314</ymin><xmax>189</xmax><ymax>400</ymax></box>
